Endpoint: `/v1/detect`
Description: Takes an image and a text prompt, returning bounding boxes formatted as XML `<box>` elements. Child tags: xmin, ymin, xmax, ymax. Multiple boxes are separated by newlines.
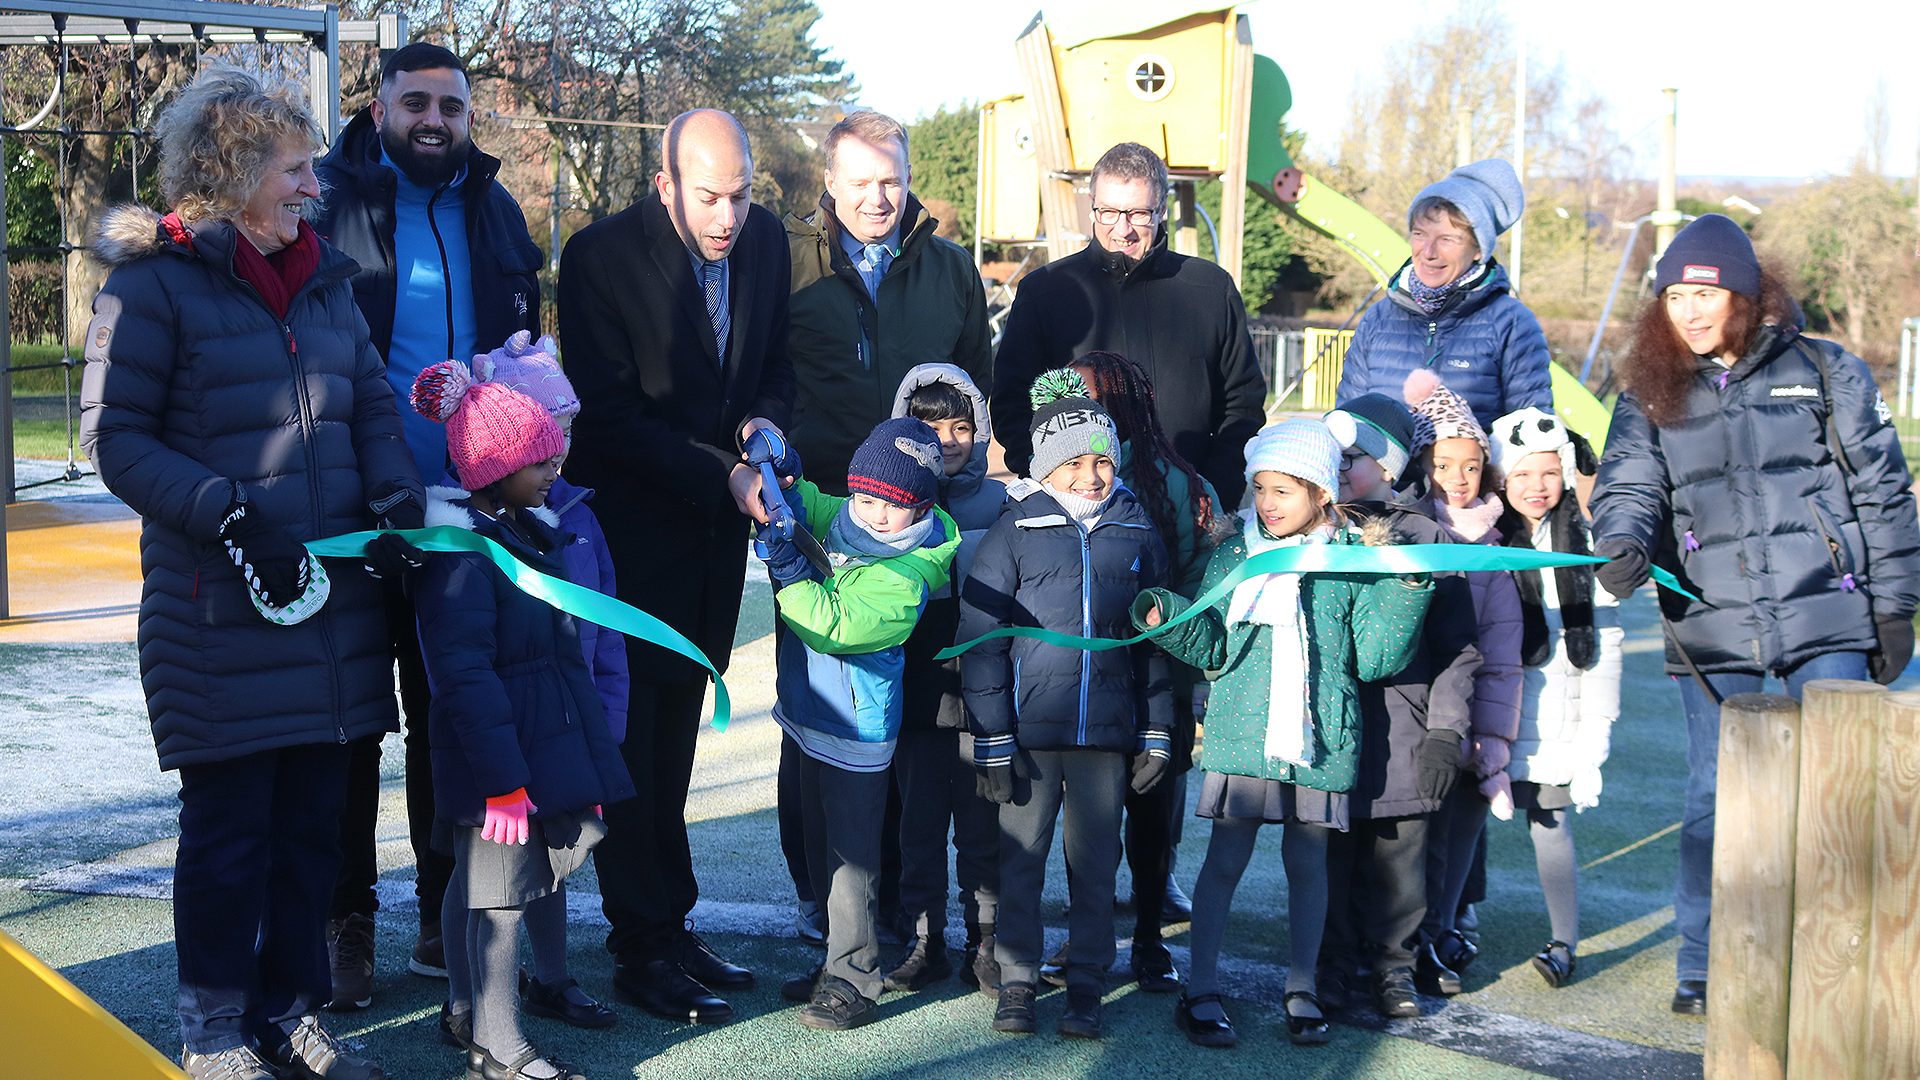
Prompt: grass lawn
<box><xmin>8</xmin><ymin>342</ymin><xmax>86</xmax><ymax>460</ymax></box>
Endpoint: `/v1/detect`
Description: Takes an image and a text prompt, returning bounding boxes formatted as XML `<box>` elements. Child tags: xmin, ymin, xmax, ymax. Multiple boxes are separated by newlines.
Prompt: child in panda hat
<box><xmin>1487</xmin><ymin>406</ymin><xmax>1617</xmax><ymax>990</ymax></box>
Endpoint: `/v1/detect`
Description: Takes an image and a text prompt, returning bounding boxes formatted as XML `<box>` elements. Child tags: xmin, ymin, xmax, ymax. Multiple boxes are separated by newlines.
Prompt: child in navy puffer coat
<box><xmin>958</xmin><ymin>369</ymin><xmax>1172</xmax><ymax>1039</ymax></box>
<box><xmin>411</xmin><ymin>360</ymin><xmax>633</xmax><ymax>1080</ymax></box>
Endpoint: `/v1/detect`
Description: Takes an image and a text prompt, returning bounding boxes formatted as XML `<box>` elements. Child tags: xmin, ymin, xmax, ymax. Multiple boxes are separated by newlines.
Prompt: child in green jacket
<box><xmin>1134</xmin><ymin>419</ymin><xmax>1433</xmax><ymax>1048</ymax></box>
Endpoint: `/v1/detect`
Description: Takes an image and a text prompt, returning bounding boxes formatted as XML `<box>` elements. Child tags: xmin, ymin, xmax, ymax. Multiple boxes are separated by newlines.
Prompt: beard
<box><xmin>378</xmin><ymin>121</ymin><xmax>473</xmax><ymax>188</ymax></box>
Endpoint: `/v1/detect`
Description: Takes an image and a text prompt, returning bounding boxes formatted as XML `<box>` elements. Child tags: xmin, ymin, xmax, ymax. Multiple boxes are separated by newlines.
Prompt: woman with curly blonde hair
<box><xmin>81</xmin><ymin>66</ymin><xmax>424</xmax><ymax>1080</ymax></box>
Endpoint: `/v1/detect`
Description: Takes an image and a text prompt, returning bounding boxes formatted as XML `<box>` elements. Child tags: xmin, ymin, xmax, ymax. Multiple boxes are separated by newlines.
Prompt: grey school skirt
<box><xmin>434</xmin><ymin>809</ymin><xmax>606</xmax><ymax>909</ymax></box>
<box><xmin>1194</xmin><ymin>770</ymin><xmax>1350</xmax><ymax>832</ymax></box>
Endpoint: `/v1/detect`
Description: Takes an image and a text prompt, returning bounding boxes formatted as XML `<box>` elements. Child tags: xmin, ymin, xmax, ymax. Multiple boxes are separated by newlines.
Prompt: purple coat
<box><xmin>550</xmin><ymin>475</ymin><xmax>631</xmax><ymax>742</ymax></box>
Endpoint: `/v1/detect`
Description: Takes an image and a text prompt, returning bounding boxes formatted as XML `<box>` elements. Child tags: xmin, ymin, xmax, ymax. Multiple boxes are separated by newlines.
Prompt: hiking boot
<box><xmin>1058</xmin><ymin>988</ymin><xmax>1102</xmax><ymax>1039</ymax></box>
<box><xmin>325</xmin><ymin>914</ymin><xmax>375</xmax><ymax>1010</ymax></box>
<box><xmin>797</xmin><ymin>974</ymin><xmax>878</xmax><ymax>1031</ymax></box>
<box><xmin>991</xmin><ymin>981</ymin><xmax>1037</xmax><ymax>1033</ymax></box>
<box><xmin>884</xmin><ymin>934</ymin><xmax>954</xmax><ymax>992</ymax></box>
<box><xmin>963</xmin><ymin>923</ymin><xmax>1001</xmax><ymax>997</ymax></box>
<box><xmin>409</xmin><ymin>920</ymin><xmax>448</xmax><ymax>978</ymax></box>
<box><xmin>180</xmin><ymin>1044</ymin><xmax>276</xmax><ymax>1080</ymax></box>
<box><xmin>275</xmin><ymin>1015</ymin><xmax>388</xmax><ymax>1080</ymax></box>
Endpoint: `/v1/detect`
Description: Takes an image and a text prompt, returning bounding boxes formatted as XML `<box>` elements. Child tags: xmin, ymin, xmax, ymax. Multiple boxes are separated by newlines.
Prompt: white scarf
<box><xmin>1225</xmin><ymin>510</ymin><xmax>1331</xmax><ymax>768</ymax></box>
<box><xmin>1040</xmin><ymin>481</ymin><xmax>1115</xmax><ymax>524</ymax></box>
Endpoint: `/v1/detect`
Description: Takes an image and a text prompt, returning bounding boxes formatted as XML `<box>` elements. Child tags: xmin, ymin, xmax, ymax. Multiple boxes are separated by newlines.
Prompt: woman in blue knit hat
<box><xmin>1332</xmin><ymin>158</ymin><xmax>1554</xmax><ymax>431</ymax></box>
<box><xmin>1589</xmin><ymin>213</ymin><xmax>1920</xmax><ymax>1016</ymax></box>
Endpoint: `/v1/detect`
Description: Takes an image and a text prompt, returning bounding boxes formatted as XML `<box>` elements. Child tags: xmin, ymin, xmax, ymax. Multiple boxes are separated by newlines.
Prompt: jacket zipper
<box><xmin>1424</xmin><ymin>321</ymin><xmax>1439</xmax><ymax>366</ymax></box>
<box><xmin>1078</xmin><ymin>523</ymin><xmax>1093</xmax><ymax>745</ymax></box>
<box><xmin>427</xmin><ymin>182</ymin><xmax>455</xmax><ymax>360</ymax></box>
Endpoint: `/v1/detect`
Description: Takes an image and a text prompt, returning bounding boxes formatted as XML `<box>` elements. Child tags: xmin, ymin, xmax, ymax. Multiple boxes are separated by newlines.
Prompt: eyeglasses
<box><xmin>1339</xmin><ymin>450</ymin><xmax>1369</xmax><ymax>473</ymax></box>
<box><xmin>1090</xmin><ymin>205</ymin><xmax>1159</xmax><ymax>227</ymax></box>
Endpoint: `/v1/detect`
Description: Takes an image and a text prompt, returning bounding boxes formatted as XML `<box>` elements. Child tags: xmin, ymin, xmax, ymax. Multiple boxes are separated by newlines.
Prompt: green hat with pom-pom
<box><xmin>1027</xmin><ymin>367</ymin><xmax>1119</xmax><ymax>482</ymax></box>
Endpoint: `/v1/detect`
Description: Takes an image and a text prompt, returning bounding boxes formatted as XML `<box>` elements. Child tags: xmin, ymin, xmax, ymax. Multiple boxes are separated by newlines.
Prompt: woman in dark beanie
<box><xmin>1587</xmin><ymin>213</ymin><xmax>1920</xmax><ymax>1016</ymax></box>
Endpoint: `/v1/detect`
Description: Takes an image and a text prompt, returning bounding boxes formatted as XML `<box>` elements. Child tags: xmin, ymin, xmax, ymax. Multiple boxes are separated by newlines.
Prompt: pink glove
<box><xmin>1479</xmin><ymin>772</ymin><xmax>1514</xmax><ymax>821</ymax></box>
<box><xmin>482</xmin><ymin>788</ymin><xmax>537</xmax><ymax>845</ymax></box>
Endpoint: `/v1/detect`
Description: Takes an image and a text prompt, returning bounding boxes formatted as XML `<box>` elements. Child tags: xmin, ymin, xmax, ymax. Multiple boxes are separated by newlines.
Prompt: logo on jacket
<box><xmin>1769</xmin><ymin>385</ymin><xmax>1819</xmax><ymax>398</ymax></box>
<box><xmin>1875</xmin><ymin>391</ymin><xmax>1893</xmax><ymax>425</ymax></box>
<box><xmin>896</xmin><ymin>437</ymin><xmax>944</xmax><ymax>473</ymax></box>
<box><xmin>514</xmin><ymin>293</ymin><xmax>529</xmax><ymax>316</ymax></box>
<box><xmin>1682</xmin><ymin>265</ymin><xmax>1721</xmax><ymax>284</ymax></box>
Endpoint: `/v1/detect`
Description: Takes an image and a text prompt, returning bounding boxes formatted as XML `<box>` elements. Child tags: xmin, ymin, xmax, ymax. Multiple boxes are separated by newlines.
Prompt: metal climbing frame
<box><xmin>0</xmin><ymin>0</ymin><xmax>404</xmax><ymax>617</ymax></box>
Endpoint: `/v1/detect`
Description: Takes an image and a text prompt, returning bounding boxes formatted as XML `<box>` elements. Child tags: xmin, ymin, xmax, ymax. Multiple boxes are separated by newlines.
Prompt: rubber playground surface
<box><xmin>7</xmin><ymin>464</ymin><xmax>1896</xmax><ymax>1079</ymax></box>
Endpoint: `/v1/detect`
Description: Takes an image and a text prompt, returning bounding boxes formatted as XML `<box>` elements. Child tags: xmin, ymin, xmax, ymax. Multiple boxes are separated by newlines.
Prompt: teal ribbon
<box><xmin>308</xmin><ymin>528</ymin><xmax>733</xmax><ymax>731</ymax></box>
<box><xmin>935</xmin><ymin>542</ymin><xmax>1699</xmax><ymax>660</ymax></box>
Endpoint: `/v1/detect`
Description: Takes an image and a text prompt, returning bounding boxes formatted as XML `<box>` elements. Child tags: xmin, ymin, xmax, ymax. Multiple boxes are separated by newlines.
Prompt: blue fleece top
<box><xmin>383</xmin><ymin>145</ymin><xmax>478</xmax><ymax>476</ymax></box>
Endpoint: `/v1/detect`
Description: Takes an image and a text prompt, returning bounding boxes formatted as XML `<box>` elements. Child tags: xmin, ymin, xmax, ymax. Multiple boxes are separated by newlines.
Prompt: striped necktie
<box><xmin>702</xmin><ymin>260</ymin><xmax>729</xmax><ymax>360</ymax></box>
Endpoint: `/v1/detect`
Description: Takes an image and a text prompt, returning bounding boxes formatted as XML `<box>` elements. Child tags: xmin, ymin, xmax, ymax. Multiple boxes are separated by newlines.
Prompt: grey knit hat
<box><xmin>1243</xmin><ymin>418</ymin><xmax>1341</xmax><ymax>501</ymax></box>
<box><xmin>1410</xmin><ymin>158</ymin><xmax>1524</xmax><ymax>260</ymax></box>
<box><xmin>1027</xmin><ymin>368</ymin><xmax>1120</xmax><ymax>483</ymax></box>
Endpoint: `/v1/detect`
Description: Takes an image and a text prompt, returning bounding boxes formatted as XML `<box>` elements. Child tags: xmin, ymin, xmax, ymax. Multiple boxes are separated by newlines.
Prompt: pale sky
<box><xmin>809</xmin><ymin>0</ymin><xmax>1918</xmax><ymax>181</ymax></box>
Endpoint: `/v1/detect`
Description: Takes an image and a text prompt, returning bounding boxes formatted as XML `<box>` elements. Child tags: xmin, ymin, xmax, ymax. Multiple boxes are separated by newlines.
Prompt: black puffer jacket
<box><xmin>959</xmin><ymin>480</ymin><xmax>1172</xmax><ymax>753</ymax></box>
<box><xmin>413</xmin><ymin>489</ymin><xmax>634</xmax><ymax>825</ymax></box>
<box><xmin>1346</xmin><ymin>500</ymin><xmax>1482</xmax><ymax>819</ymax></box>
<box><xmin>1592</xmin><ymin>324</ymin><xmax>1920</xmax><ymax>675</ymax></box>
<box><xmin>312</xmin><ymin>107</ymin><xmax>543</xmax><ymax>361</ymax></box>
<box><xmin>80</xmin><ymin>206</ymin><xmax>422</xmax><ymax>769</ymax></box>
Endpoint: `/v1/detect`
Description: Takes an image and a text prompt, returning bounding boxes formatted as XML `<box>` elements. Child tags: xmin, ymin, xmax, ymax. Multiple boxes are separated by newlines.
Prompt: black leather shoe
<box><xmin>612</xmin><ymin>955</ymin><xmax>733</xmax><ymax>1025</ymax></box>
<box><xmin>1058</xmin><ymin>989</ymin><xmax>1101</xmax><ymax>1039</ymax></box>
<box><xmin>518</xmin><ymin>971</ymin><xmax>616</xmax><ymax>1029</ymax></box>
<box><xmin>1316</xmin><ymin>966</ymin><xmax>1354</xmax><ymax>1010</ymax></box>
<box><xmin>782</xmin><ymin>963</ymin><xmax>824</xmax><ymax>1003</ymax></box>
<box><xmin>465</xmin><ymin>1045</ymin><xmax>583</xmax><ymax>1080</ymax></box>
<box><xmin>797</xmin><ymin>974</ymin><xmax>878</xmax><ymax>1031</ymax></box>
<box><xmin>665</xmin><ymin>926</ymin><xmax>754</xmax><ymax>990</ymax></box>
<box><xmin>1671</xmin><ymin>979</ymin><xmax>1707</xmax><ymax>1015</ymax></box>
<box><xmin>1414</xmin><ymin>942</ymin><xmax>1462</xmax><ymax>996</ymax></box>
<box><xmin>1130</xmin><ymin>941</ymin><xmax>1181</xmax><ymax>994</ymax></box>
<box><xmin>1376</xmin><ymin>969</ymin><xmax>1420</xmax><ymax>1019</ymax></box>
<box><xmin>991</xmin><ymin>981</ymin><xmax>1037</xmax><ymax>1033</ymax></box>
<box><xmin>1283</xmin><ymin>990</ymin><xmax>1331</xmax><ymax>1046</ymax></box>
<box><xmin>1531</xmin><ymin>942</ymin><xmax>1576</xmax><ymax>989</ymax></box>
<box><xmin>1435</xmin><ymin>928</ymin><xmax>1479</xmax><ymax>972</ymax></box>
<box><xmin>1162</xmin><ymin>877</ymin><xmax>1194</xmax><ymax>924</ymax></box>
<box><xmin>1173</xmin><ymin>991</ymin><xmax>1236</xmax><ymax>1048</ymax></box>
<box><xmin>884</xmin><ymin>938</ymin><xmax>953</xmax><ymax>992</ymax></box>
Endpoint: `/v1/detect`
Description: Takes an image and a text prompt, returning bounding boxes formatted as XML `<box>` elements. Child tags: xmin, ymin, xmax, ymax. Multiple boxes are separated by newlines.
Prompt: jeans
<box><xmin>1671</xmin><ymin>649</ymin><xmax>1869</xmax><ymax>980</ymax></box>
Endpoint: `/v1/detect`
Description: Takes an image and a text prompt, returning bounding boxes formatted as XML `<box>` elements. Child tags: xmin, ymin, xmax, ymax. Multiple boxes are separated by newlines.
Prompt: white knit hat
<box><xmin>1491</xmin><ymin>407</ymin><xmax>1584</xmax><ymax>487</ymax></box>
<box><xmin>1243</xmin><ymin>418</ymin><xmax>1341</xmax><ymax>501</ymax></box>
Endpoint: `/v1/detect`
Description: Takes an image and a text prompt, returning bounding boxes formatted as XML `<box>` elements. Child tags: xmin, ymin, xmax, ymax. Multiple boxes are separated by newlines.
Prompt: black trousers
<box><xmin>894</xmin><ymin>726</ymin><xmax>1000</xmax><ymax>937</ymax></box>
<box><xmin>175</xmin><ymin>742</ymin><xmax>352</xmax><ymax>1053</ymax></box>
<box><xmin>1322</xmin><ymin>813</ymin><xmax>1430</xmax><ymax>978</ymax></box>
<box><xmin>996</xmin><ymin>749</ymin><xmax>1127</xmax><ymax>996</ymax></box>
<box><xmin>595</xmin><ymin>674</ymin><xmax>709</xmax><ymax>956</ymax></box>
<box><xmin>331</xmin><ymin>590</ymin><xmax>454</xmax><ymax>924</ymax></box>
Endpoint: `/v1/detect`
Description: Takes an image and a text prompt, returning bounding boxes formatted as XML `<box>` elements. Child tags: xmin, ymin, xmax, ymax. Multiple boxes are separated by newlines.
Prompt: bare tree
<box><xmin>1760</xmin><ymin>155</ymin><xmax>1917</xmax><ymax>353</ymax></box>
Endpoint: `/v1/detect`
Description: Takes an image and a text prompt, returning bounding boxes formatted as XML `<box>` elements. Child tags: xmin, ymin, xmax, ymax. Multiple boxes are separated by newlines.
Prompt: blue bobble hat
<box><xmin>848</xmin><ymin>417</ymin><xmax>944</xmax><ymax>509</ymax></box>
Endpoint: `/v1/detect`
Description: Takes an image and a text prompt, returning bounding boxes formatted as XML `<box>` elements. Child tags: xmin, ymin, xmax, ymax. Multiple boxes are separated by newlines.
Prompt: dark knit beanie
<box><xmin>847</xmin><ymin>417</ymin><xmax>944</xmax><ymax>509</ymax></box>
<box><xmin>1653</xmin><ymin>213</ymin><xmax>1760</xmax><ymax>298</ymax></box>
<box><xmin>1325</xmin><ymin>393</ymin><xmax>1417</xmax><ymax>479</ymax></box>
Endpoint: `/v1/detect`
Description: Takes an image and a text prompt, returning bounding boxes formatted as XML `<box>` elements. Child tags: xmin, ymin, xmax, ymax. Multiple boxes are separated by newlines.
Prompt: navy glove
<box><xmin>218</xmin><ymin>486</ymin><xmax>309</xmax><ymax>607</ymax></box>
<box><xmin>1415</xmin><ymin>730</ymin><xmax>1463</xmax><ymax>804</ymax></box>
<box><xmin>1594</xmin><ymin>538</ymin><xmax>1649</xmax><ymax>599</ymax></box>
<box><xmin>976</xmin><ymin>763</ymin><xmax>1014</xmax><ymax>804</ymax></box>
<box><xmin>1130</xmin><ymin>730</ymin><xmax>1173</xmax><ymax>794</ymax></box>
<box><xmin>757</xmin><ymin>522</ymin><xmax>813</xmax><ymax>587</ymax></box>
<box><xmin>744</xmin><ymin>428</ymin><xmax>802</xmax><ymax>480</ymax></box>
<box><xmin>1872</xmin><ymin>614</ymin><xmax>1914</xmax><ymax>685</ymax></box>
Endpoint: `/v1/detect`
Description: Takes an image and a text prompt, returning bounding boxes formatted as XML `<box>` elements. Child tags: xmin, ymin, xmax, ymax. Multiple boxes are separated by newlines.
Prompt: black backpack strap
<box><xmin>1797</xmin><ymin>337</ymin><xmax>1855</xmax><ymax>476</ymax></box>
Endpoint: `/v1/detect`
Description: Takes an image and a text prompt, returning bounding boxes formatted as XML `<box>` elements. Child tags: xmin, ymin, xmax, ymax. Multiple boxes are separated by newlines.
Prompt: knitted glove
<box><xmin>218</xmin><ymin>485</ymin><xmax>309</xmax><ymax>607</ymax></box>
<box><xmin>1472</xmin><ymin>735</ymin><xmax>1512</xmax><ymax>779</ymax></box>
<box><xmin>1594</xmin><ymin>538</ymin><xmax>1649</xmax><ymax>599</ymax></box>
<box><xmin>1570</xmin><ymin>766</ymin><xmax>1603</xmax><ymax>811</ymax></box>
<box><xmin>1416</xmin><ymin>730</ymin><xmax>1463</xmax><ymax>804</ymax></box>
<box><xmin>481</xmin><ymin>788</ymin><xmax>537</xmax><ymax>846</ymax></box>
<box><xmin>756</xmin><ymin>522</ymin><xmax>814</xmax><ymax>587</ymax></box>
<box><xmin>1479</xmin><ymin>772</ymin><xmax>1514</xmax><ymax>821</ymax></box>
<box><xmin>1871</xmin><ymin>614</ymin><xmax>1914</xmax><ymax>685</ymax></box>
<box><xmin>1130</xmin><ymin>730</ymin><xmax>1173</xmax><ymax>795</ymax></box>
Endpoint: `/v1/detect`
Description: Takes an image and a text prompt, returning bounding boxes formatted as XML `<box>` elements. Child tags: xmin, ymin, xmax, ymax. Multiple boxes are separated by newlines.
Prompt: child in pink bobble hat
<box><xmin>409</xmin><ymin>361</ymin><xmax>632</xmax><ymax>1080</ymax></box>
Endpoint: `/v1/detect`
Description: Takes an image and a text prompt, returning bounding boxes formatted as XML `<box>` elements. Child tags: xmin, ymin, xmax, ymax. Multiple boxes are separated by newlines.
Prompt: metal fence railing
<box><xmin>1252</xmin><ymin>326</ymin><xmax>1355</xmax><ymax>411</ymax></box>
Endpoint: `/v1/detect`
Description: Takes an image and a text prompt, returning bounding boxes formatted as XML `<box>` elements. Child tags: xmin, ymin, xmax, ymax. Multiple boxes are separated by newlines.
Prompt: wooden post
<box><xmin>1707</xmin><ymin>692</ymin><xmax>1800</xmax><ymax>1080</ymax></box>
<box><xmin>1865</xmin><ymin>691</ymin><xmax>1920</xmax><ymax>1080</ymax></box>
<box><xmin>1787</xmin><ymin>680</ymin><xmax>1884</xmax><ymax>1080</ymax></box>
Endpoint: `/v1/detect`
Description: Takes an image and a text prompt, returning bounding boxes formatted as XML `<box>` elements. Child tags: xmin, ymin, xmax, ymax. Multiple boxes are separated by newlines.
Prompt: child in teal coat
<box><xmin>1134</xmin><ymin>419</ymin><xmax>1433</xmax><ymax>1048</ymax></box>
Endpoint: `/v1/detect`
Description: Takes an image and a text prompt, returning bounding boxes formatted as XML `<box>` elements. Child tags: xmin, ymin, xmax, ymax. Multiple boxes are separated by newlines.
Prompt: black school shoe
<box><xmin>611</xmin><ymin>955</ymin><xmax>733</xmax><ymax>1025</ymax></box>
<box><xmin>662</xmin><ymin>925</ymin><xmax>754</xmax><ymax>989</ymax></box>
<box><xmin>518</xmin><ymin>971</ymin><xmax>616</xmax><ymax>1029</ymax></box>
<box><xmin>1038</xmin><ymin>941</ymin><xmax>1069</xmax><ymax>988</ymax></box>
<box><xmin>991</xmin><ymin>981</ymin><xmax>1037</xmax><ymax>1033</ymax></box>
<box><xmin>1672</xmin><ymin>979</ymin><xmax>1707</xmax><ymax>1015</ymax></box>
<box><xmin>1283</xmin><ymin>990</ymin><xmax>1331</xmax><ymax>1046</ymax></box>
<box><xmin>1413</xmin><ymin>941</ymin><xmax>1462</xmax><ymax>996</ymax></box>
<box><xmin>1375</xmin><ymin>969</ymin><xmax>1421</xmax><ymax>1019</ymax></box>
<box><xmin>782</xmin><ymin>962</ymin><xmax>824</xmax><ymax>1003</ymax></box>
<box><xmin>1058</xmin><ymin>988</ymin><xmax>1102</xmax><ymax>1039</ymax></box>
<box><xmin>797</xmin><ymin>974</ymin><xmax>879</xmax><ymax>1031</ymax></box>
<box><xmin>465</xmin><ymin>1044</ymin><xmax>583</xmax><ymax>1080</ymax></box>
<box><xmin>1130</xmin><ymin>941</ymin><xmax>1181</xmax><ymax>993</ymax></box>
<box><xmin>1173</xmin><ymin>992</ymin><xmax>1237</xmax><ymax>1048</ymax></box>
<box><xmin>1435</xmin><ymin>928</ymin><xmax>1479</xmax><ymax>972</ymax></box>
<box><xmin>1531</xmin><ymin>942</ymin><xmax>1576</xmax><ymax>989</ymax></box>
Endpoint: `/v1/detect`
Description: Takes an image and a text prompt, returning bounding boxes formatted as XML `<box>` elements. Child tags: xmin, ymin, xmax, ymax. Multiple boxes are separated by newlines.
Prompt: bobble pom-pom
<box><xmin>1402</xmin><ymin>368</ymin><xmax>1442</xmax><ymax>408</ymax></box>
<box><xmin>1029</xmin><ymin>367</ymin><xmax>1091</xmax><ymax>410</ymax></box>
<box><xmin>411</xmin><ymin>359</ymin><xmax>474</xmax><ymax>424</ymax></box>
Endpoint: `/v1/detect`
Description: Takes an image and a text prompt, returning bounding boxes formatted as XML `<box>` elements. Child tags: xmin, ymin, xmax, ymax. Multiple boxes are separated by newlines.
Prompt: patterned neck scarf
<box><xmin>1406</xmin><ymin>262</ymin><xmax>1483</xmax><ymax>316</ymax></box>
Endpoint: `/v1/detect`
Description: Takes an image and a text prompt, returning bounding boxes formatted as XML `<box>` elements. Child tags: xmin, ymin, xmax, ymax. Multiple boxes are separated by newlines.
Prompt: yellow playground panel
<box><xmin>0</xmin><ymin>928</ymin><xmax>188</xmax><ymax>1077</ymax></box>
<box><xmin>1299</xmin><ymin>329</ymin><xmax>1354</xmax><ymax>411</ymax></box>
<box><xmin>978</xmin><ymin>95</ymin><xmax>1041</xmax><ymax>243</ymax></box>
<box><xmin>1051</xmin><ymin>9</ymin><xmax>1239</xmax><ymax>173</ymax></box>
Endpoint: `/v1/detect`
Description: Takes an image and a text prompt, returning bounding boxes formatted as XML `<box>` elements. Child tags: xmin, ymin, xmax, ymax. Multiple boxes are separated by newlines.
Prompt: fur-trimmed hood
<box><xmin>90</xmin><ymin>204</ymin><xmax>177</xmax><ymax>268</ymax></box>
<box><xmin>424</xmin><ymin>484</ymin><xmax>561</xmax><ymax>532</ymax></box>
